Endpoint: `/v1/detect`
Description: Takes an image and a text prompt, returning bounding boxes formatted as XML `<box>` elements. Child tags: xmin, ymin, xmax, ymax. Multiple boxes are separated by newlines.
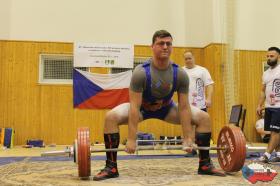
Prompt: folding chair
<box><xmin>229</xmin><ymin>104</ymin><xmax>243</xmax><ymax>127</ymax></box>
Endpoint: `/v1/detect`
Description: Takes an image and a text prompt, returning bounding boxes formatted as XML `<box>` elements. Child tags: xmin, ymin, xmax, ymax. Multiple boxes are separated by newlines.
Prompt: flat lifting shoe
<box><xmin>198</xmin><ymin>159</ymin><xmax>226</xmax><ymax>177</ymax></box>
<box><xmin>93</xmin><ymin>160</ymin><xmax>119</xmax><ymax>181</ymax></box>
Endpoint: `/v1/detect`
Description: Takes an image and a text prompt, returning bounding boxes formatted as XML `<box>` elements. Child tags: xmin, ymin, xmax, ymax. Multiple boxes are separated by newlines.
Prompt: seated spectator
<box><xmin>255</xmin><ymin>110</ymin><xmax>271</xmax><ymax>143</ymax></box>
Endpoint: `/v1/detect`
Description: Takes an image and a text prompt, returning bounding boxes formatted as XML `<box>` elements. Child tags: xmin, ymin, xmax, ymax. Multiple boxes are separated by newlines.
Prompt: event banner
<box><xmin>74</xmin><ymin>42</ymin><xmax>134</xmax><ymax>68</ymax></box>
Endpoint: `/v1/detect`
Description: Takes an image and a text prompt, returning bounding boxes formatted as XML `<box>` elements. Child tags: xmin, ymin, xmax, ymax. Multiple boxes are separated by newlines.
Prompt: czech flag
<box><xmin>73</xmin><ymin>69</ymin><xmax>132</xmax><ymax>109</ymax></box>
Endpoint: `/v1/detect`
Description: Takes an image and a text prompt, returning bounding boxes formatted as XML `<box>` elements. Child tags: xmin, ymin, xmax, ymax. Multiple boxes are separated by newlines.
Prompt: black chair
<box><xmin>229</xmin><ymin>104</ymin><xmax>243</xmax><ymax>126</ymax></box>
<box><xmin>229</xmin><ymin>104</ymin><xmax>247</xmax><ymax>132</ymax></box>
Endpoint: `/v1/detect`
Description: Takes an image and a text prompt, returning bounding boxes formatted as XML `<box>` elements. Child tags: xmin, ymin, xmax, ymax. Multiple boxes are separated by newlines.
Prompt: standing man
<box><xmin>183</xmin><ymin>51</ymin><xmax>214</xmax><ymax>112</ymax></box>
<box><xmin>93</xmin><ymin>30</ymin><xmax>225</xmax><ymax>181</ymax></box>
<box><xmin>257</xmin><ymin>47</ymin><xmax>280</xmax><ymax>163</ymax></box>
<box><xmin>182</xmin><ymin>51</ymin><xmax>214</xmax><ymax>156</ymax></box>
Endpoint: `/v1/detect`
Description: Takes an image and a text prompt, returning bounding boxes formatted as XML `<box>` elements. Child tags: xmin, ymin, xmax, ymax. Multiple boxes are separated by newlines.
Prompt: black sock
<box><xmin>195</xmin><ymin>132</ymin><xmax>211</xmax><ymax>163</ymax></box>
<box><xmin>104</xmin><ymin>133</ymin><xmax>120</xmax><ymax>165</ymax></box>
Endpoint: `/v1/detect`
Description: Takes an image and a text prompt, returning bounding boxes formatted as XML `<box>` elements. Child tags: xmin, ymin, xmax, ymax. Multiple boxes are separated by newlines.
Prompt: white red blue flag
<box><xmin>73</xmin><ymin>69</ymin><xmax>132</xmax><ymax>109</ymax></box>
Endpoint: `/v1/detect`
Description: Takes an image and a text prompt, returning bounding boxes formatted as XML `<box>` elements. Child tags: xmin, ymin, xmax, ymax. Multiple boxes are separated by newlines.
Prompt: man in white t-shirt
<box><xmin>183</xmin><ymin>51</ymin><xmax>214</xmax><ymax>112</ymax></box>
<box><xmin>256</xmin><ymin>47</ymin><xmax>280</xmax><ymax>163</ymax></box>
<box><xmin>182</xmin><ymin>51</ymin><xmax>214</xmax><ymax>157</ymax></box>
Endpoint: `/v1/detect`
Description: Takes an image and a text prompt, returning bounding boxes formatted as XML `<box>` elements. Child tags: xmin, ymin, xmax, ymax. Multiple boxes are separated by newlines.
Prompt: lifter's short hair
<box><xmin>152</xmin><ymin>30</ymin><xmax>172</xmax><ymax>44</ymax></box>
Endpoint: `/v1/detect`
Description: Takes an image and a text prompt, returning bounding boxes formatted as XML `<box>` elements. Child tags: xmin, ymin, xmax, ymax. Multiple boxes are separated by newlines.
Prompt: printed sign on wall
<box><xmin>74</xmin><ymin>42</ymin><xmax>134</xmax><ymax>68</ymax></box>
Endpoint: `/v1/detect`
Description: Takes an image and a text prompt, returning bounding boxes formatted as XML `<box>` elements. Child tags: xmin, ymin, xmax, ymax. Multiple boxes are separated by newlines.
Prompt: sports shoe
<box><xmin>93</xmin><ymin>160</ymin><xmax>119</xmax><ymax>181</ymax></box>
<box><xmin>257</xmin><ymin>154</ymin><xmax>269</xmax><ymax>163</ymax></box>
<box><xmin>198</xmin><ymin>159</ymin><xmax>226</xmax><ymax>177</ymax></box>
<box><xmin>270</xmin><ymin>156</ymin><xmax>280</xmax><ymax>163</ymax></box>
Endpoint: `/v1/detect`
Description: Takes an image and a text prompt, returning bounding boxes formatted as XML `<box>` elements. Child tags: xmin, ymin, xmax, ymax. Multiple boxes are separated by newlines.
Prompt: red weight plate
<box><xmin>235</xmin><ymin>129</ymin><xmax>247</xmax><ymax>171</ymax></box>
<box><xmin>77</xmin><ymin>127</ymin><xmax>91</xmax><ymax>179</ymax></box>
<box><xmin>230</xmin><ymin>128</ymin><xmax>246</xmax><ymax>171</ymax></box>
<box><xmin>217</xmin><ymin>125</ymin><xmax>246</xmax><ymax>172</ymax></box>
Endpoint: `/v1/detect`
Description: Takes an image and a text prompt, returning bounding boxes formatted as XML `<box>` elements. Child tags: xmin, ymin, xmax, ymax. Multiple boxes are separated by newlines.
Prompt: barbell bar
<box><xmin>41</xmin><ymin>145</ymin><xmax>227</xmax><ymax>156</ymax></box>
<box><xmin>41</xmin><ymin>144</ymin><xmax>266</xmax><ymax>157</ymax></box>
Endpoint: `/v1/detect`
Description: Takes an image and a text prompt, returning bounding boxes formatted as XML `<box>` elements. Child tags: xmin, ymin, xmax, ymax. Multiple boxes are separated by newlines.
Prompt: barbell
<box><xmin>41</xmin><ymin>125</ymin><xmax>267</xmax><ymax>179</ymax></box>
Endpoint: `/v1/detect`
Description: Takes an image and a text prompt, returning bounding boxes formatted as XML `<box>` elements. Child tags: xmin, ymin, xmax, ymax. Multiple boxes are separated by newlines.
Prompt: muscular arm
<box><xmin>178</xmin><ymin>92</ymin><xmax>192</xmax><ymax>139</ymax></box>
<box><xmin>127</xmin><ymin>90</ymin><xmax>142</xmax><ymax>141</ymax></box>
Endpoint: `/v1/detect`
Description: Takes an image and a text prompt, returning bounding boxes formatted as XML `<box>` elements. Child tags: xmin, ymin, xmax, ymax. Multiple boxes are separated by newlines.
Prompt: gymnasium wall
<box><xmin>0</xmin><ymin>40</ymin><xmax>266</xmax><ymax>145</ymax></box>
<box><xmin>0</xmin><ymin>0</ymin><xmax>10</xmax><ymax>38</ymax></box>
<box><xmin>0</xmin><ymin>40</ymin><xmax>202</xmax><ymax>145</ymax></box>
<box><xmin>1</xmin><ymin>0</ymin><xmax>216</xmax><ymax>47</ymax></box>
<box><xmin>2</xmin><ymin>0</ymin><xmax>280</xmax><ymax>50</ymax></box>
<box><xmin>203</xmin><ymin>44</ymin><xmax>226</xmax><ymax>143</ymax></box>
<box><xmin>234</xmin><ymin>50</ymin><xmax>266</xmax><ymax>142</ymax></box>
<box><xmin>234</xmin><ymin>0</ymin><xmax>280</xmax><ymax>50</ymax></box>
<box><xmin>0</xmin><ymin>0</ymin><xmax>276</xmax><ymax>145</ymax></box>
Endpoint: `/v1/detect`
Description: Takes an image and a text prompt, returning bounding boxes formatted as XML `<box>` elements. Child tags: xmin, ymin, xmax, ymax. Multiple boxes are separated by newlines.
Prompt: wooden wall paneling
<box><xmin>0</xmin><ymin>41</ymin><xmax>207</xmax><ymax>145</ymax></box>
<box><xmin>235</xmin><ymin>50</ymin><xmax>266</xmax><ymax>142</ymax></box>
<box><xmin>203</xmin><ymin>44</ymin><xmax>226</xmax><ymax>143</ymax></box>
<box><xmin>4</xmin><ymin>41</ymin><xmax>266</xmax><ymax>144</ymax></box>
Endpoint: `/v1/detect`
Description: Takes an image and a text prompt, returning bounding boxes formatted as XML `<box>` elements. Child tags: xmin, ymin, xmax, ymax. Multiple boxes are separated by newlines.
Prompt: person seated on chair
<box><xmin>255</xmin><ymin>109</ymin><xmax>271</xmax><ymax>143</ymax></box>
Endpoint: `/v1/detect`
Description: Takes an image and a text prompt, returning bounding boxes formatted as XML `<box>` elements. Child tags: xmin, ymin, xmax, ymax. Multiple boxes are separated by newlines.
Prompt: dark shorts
<box><xmin>264</xmin><ymin>108</ymin><xmax>280</xmax><ymax>132</ymax></box>
<box><xmin>140</xmin><ymin>102</ymin><xmax>174</xmax><ymax>120</ymax></box>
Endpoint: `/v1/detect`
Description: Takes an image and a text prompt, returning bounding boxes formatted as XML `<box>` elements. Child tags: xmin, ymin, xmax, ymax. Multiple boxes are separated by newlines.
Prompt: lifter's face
<box><xmin>151</xmin><ymin>37</ymin><xmax>173</xmax><ymax>60</ymax></box>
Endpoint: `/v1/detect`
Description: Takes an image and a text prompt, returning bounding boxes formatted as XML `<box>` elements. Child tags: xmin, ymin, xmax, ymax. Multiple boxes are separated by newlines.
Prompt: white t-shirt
<box><xmin>262</xmin><ymin>64</ymin><xmax>280</xmax><ymax>108</ymax></box>
<box><xmin>183</xmin><ymin>65</ymin><xmax>214</xmax><ymax>109</ymax></box>
<box><xmin>255</xmin><ymin>118</ymin><xmax>265</xmax><ymax>138</ymax></box>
